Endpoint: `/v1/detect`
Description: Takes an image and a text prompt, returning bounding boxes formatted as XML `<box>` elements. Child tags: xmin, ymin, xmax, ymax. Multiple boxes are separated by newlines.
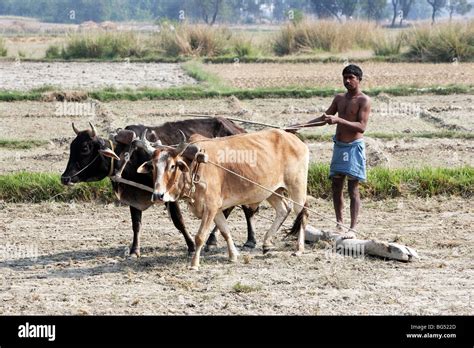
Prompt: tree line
<box><xmin>0</xmin><ymin>0</ymin><xmax>471</xmax><ymax>25</ymax></box>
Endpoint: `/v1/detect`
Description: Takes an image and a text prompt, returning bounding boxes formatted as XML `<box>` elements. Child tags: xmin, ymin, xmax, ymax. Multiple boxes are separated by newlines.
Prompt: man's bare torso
<box><xmin>334</xmin><ymin>92</ymin><xmax>369</xmax><ymax>143</ymax></box>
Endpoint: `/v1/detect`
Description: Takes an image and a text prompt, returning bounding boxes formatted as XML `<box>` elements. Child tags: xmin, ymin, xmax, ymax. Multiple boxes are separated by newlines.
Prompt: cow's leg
<box><xmin>130</xmin><ymin>206</ymin><xmax>142</xmax><ymax>258</ymax></box>
<box><xmin>262</xmin><ymin>193</ymin><xmax>292</xmax><ymax>254</ymax></box>
<box><xmin>190</xmin><ymin>208</ymin><xmax>218</xmax><ymax>270</ymax></box>
<box><xmin>242</xmin><ymin>204</ymin><xmax>258</xmax><ymax>249</ymax></box>
<box><xmin>213</xmin><ymin>211</ymin><xmax>239</xmax><ymax>263</ymax></box>
<box><xmin>287</xmin><ymin>185</ymin><xmax>309</xmax><ymax>256</ymax></box>
<box><xmin>166</xmin><ymin>202</ymin><xmax>195</xmax><ymax>256</ymax></box>
<box><xmin>204</xmin><ymin>206</ymin><xmax>235</xmax><ymax>252</ymax></box>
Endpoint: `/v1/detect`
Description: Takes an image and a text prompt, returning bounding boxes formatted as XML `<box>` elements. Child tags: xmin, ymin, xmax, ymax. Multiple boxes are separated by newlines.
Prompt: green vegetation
<box><xmin>0</xmin><ymin>139</ymin><xmax>49</xmax><ymax>149</ymax></box>
<box><xmin>0</xmin><ymin>172</ymin><xmax>113</xmax><ymax>203</ymax></box>
<box><xmin>1</xmin><ymin>83</ymin><xmax>471</xmax><ymax>103</ymax></box>
<box><xmin>307</xmin><ymin>164</ymin><xmax>473</xmax><ymax>199</ymax></box>
<box><xmin>0</xmin><ymin>166</ymin><xmax>471</xmax><ymax>203</ymax></box>
<box><xmin>301</xmin><ymin>131</ymin><xmax>474</xmax><ymax>142</ymax></box>
<box><xmin>46</xmin><ymin>31</ymin><xmax>148</xmax><ymax>59</ymax></box>
<box><xmin>232</xmin><ymin>282</ymin><xmax>261</xmax><ymax>293</ymax></box>
<box><xmin>0</xmin><ymin>37</ymin><xmax>7</xmax><ymax>57</ymax></box>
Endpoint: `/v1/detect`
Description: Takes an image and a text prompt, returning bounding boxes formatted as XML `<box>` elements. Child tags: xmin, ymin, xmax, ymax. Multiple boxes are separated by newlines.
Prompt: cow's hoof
<box><xmin>242</xmin><ymin>241</ymin><xmax>256</xmax><ymax>250</ymax></box>
<box><xmin>189</xmin><ymin>265</ymin><xmax>199</xmax><ymax>271</ymax></box>
<box><xmin>129</xmin><ymin>250</ymin><xmax>140</xmax><ymax>259</ymax></box>
<box><xmin>229</xmin><ymin>256</ymin><xmax>238</xmax><ymax>263</ymax></box>
<box><xmin>292</xmin><ymin>251</ymin><xmax>303</xmax><ymax>257</ymax></box>
<box><xmin>262</xmin><ymin>246</ymin><xmax>275</xmax><ymax>255</ymax></box>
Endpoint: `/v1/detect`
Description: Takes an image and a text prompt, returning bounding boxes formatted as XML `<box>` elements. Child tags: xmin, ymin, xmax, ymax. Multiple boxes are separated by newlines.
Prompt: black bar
<box><xmin>0</xmin><ymin>315</ymin><xmax>471</xmax><ymax>346</ymax></box>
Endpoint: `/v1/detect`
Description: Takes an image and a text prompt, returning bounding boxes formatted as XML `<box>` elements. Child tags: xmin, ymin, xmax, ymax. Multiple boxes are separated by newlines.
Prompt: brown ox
<box><xmin>137</xmin><ymin>129</ymin><xmax>309</xmax><ymax>270</ymax></box>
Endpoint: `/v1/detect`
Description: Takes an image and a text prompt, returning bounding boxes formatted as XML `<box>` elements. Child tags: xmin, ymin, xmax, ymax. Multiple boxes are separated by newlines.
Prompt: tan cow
<box><xmin>137</xmin><ymin>129</ymin><xmax>309</xmax><ymax>270</ymax></box>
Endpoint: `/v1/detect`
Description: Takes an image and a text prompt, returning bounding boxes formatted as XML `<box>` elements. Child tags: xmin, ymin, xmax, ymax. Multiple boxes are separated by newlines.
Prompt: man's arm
<box><xmin>325</xmin><ymin>97</ymin><xmax>370</xmax><ymax>133</ymax></box>
<box><xmin>285</xmin><ymin>95</ymin><xmax>339</xmax><ymax>131</ymax></box>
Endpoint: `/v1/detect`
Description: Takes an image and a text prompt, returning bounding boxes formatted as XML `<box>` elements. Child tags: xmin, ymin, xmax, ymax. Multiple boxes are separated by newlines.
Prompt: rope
<box><xmin>205</xmin><ymin>158</ymin><xmax>365</xmax><ymax>238</ymax></box>
<box><xmin>178</xmin><ymin>113</ymin><xmax>327</xmax><ymax>130</ymax></box>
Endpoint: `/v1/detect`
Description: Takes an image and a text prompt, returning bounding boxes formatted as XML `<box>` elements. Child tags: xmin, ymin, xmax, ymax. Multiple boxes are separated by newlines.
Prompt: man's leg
<box><xmin>331</xmin><ymin>176</ymin><xmax>345</xmax><ymax>231</ymax></box>
<box><xmin>347</xmin><ymin>179</ymin><xmax>361</xmax><ymax>238</ymax></box>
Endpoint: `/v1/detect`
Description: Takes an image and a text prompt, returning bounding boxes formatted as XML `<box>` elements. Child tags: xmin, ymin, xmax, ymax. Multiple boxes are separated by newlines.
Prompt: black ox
<box><xmin>61</xmin><ymin>118</ymin><xmax>258</xmax><ymax>257</ymax></box>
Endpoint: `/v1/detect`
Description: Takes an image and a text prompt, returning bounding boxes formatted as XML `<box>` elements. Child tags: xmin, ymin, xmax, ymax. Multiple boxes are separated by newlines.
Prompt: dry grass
<box><xmin>405</xmin><ymin>21</ymin><xmax>474</xmax><ymax>62</ymax></box>
<box><xmin>273</xmin><ymin>20</ymin><xmax>380</xmax><ymax>55</ymax></box>
<box><xmin>152</xmin><ymin>24</ymin><xmax>231</xmax><ymax>57</ymax></box>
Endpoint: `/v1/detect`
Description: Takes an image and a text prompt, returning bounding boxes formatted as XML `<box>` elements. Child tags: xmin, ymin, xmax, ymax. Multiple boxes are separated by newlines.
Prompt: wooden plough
<box><xmin>305</xmin><ymin>225</ymin><xmax>419</xmax><ymax>262</ymax></box>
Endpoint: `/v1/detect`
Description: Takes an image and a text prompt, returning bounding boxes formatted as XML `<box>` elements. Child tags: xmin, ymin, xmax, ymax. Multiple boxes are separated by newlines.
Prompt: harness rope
<box><xmin>203</xmin><ymin>158</ymin><xmax>365</xmax><ymax>238</ymax></box>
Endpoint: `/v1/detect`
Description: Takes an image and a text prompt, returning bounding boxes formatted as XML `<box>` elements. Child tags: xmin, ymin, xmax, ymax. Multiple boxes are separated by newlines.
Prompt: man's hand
<box><xmin>324</xmin><ymin>114</ymin><xmax>339</xmax><ymax>125</ymax></box>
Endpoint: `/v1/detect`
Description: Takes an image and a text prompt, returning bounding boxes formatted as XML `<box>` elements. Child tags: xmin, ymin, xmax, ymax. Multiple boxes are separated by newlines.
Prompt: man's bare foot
<box><xmin>335</xmin><ymin>223</ymin><xmax>345</xmax><ymax>233</ymax></box>
<box><xmin>340</xmin><ymin>229</ymin><xmax>356</xmax><ymax>239</ymax></box>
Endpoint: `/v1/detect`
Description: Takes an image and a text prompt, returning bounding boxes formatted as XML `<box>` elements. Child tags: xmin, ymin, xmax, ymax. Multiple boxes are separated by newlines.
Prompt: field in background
<box><xmin>1</xmin><ymin>17</ymin><xmax>473</xmax><ymax>63</ymax></box>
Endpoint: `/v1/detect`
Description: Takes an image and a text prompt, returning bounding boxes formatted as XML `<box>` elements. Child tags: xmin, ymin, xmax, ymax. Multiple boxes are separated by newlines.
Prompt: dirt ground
<box><xmin>0</xmin><ymin>94</ymin><xmax>472</xmax><ymax>174</ymax></box>
<box><xmin>204</xmin><ymin>62</ymin><xmax>474</xmax><ymax>89</ymax></box>
<box><xmin>0</xmin><ymin>62</ymin><xmax>196</xmax><ymax>91</ymax></box>
<box><xmin>0</xmin><ymin>196</ymin><xmax>472</xmax><ymax>315</ymax></box>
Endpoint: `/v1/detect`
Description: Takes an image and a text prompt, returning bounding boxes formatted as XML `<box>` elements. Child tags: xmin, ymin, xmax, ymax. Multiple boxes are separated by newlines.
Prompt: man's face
<box><xmin>343</xmin><ymin>73</ymin><xmax>360</xmax><ymax>91</ymax></box>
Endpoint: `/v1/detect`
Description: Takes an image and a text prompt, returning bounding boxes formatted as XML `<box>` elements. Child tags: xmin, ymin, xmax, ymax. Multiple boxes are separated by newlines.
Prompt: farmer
<box><xmin>286</xmin><ymin>64</ymin><xmax>371</xmax><ymax>238</ymax></box>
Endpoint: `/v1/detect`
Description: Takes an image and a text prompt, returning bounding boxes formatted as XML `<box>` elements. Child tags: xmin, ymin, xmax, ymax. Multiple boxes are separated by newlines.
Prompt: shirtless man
<box><xmin>287</xmin><ymin>64</ymin><xmax>371</xmax><ymax>238</ymax></box>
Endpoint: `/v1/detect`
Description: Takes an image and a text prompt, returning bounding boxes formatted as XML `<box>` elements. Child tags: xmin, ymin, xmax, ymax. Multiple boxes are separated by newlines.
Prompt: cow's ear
<box><xmin>115</xmin><ymin>129</ymin><xmax>136</xmax><ymax>145</ymax></box>
<box><xmin>137</xmin><ymin>161</ymin><xmax>153</xmax><ymax>174</ymax></box>
<box><xmin>99</xmin><ymin>148</ymin><xmax>120</xmax><ymax>160</ymax></box>
<box><xmin>176</xmin><ymin>160</ymin><xmax>189</xmax><ymax>172</ymax></box>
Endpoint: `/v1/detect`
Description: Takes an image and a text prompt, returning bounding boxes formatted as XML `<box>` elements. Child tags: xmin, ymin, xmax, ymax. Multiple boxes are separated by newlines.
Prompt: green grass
<box><xmin>0</xmin><ymin>139</ymin><xmax>49</xmax><ymax>149</ymax></box>
<box><xmin>232</xmin><ymin>282</ymin><xmax>261</xmax><ymax>293</ymax></box>
<box><xmin>1</xmin><ymin>83</ymin><xmax>471</xmax><ymax>102</ymax></box>
<box><xmin>308</xmin><ymin>164</ymin><xmax>473</xmax><ymax>199</ymax></box>
<box><xmin>0</xmin><ymin>166</ymin><xmax>471</xmax><ymax>203</ymax></box>
<box><xmin>182</xmin><ymin>61</ymin><xmax>228</xmax><ymax>89</ymax></box>
<box><xmin>0</xmin><ymin>172</ymin><xmax>113</xmax><ymax>203</ymax></box>
<box><xmin>301</xmin><ymin>131</ymin><xmax>474</xmax><ymax>141</ymax></box>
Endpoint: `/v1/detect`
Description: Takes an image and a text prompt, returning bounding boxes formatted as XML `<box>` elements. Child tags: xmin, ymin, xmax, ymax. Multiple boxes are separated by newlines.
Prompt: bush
<box><xmin>0</xmin><ymin>37</ymin><xmax>7</xmax><ymax>56</ymax></box>
<box><xmin>45</xmin><ymin>44</ymin><xmax>61</xmax><ymax>58</ymax></box>
<box><xmin>56</xmin><ymin>31</ymin><xmax>148</xmax><ymax>59</ymax></box>
<box><xmin>153</xmin><ymin>24</ymin><xmax>230</xmax><ymax>57</ymax></box>
<box><xmin>405</xmin><ymin>21</ymin><xmax>474</xmax><ymax>62</ymax></box>
<box><xmin>273</xmin><ymin>20</ymin><xmax>379</xmax><ymax>56</ymax></box>
<box><xmin>371</xmin><ymin>32</ymin><xmax>403</xmax><ymax>56</ymax></box>
<box><xmin>231</xmin><ymin>36</ymin><xmax>259</xmax><ymax>58</ymax></box>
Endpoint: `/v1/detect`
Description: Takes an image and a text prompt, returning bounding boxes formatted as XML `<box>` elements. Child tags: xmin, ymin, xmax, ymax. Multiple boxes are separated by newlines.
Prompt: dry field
<box><xmin>0</xmin><ymin>196</ymin><xmax>472</xmax><ymax>315</ymax></box>
<box><xmin>0</xmin><ymin>94</ymin><xmax>472</xmax><ymax>174</ymax></box>
<box><xmin>204</xmin><ymin>62</ymin><xmax>474</xmax><ymax>89</ymax></box>
<box><xmin>0</xmin><ymin>62</ymin><xmax>196</xmax><ymax>91</ymax></box>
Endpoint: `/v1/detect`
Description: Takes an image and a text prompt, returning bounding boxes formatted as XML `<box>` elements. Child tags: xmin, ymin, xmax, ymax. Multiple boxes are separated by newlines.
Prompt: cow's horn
<box><xmin>89</xmin><ymin>122</ymin><xmax>97</xmax><ymax>138</ymax></box>
<box><xmin>72</xmin><ymin>122</ymin><xmax>80</xmax><ymax>135</ymax></box>
<box><xmin>175</xmin><ymin>130</ymin><xmax>188</xmax><ymax>155</ymax></box>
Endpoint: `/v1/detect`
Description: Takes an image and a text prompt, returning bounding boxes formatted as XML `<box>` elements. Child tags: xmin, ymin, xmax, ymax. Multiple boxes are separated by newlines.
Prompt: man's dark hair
<box><xmin>342</xmin><ymin>64</ymin><xmax>363</xmax><ymax>81</ymax></box>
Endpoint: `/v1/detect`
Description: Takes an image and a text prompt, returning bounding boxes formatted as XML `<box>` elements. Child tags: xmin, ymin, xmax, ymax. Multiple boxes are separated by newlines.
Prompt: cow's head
<box><xmin>136</xmin><ymin>131</ymin><xmax>197</xmax><ymax>202</ymax></box>
<box><xmin>61</xmin><ymin>122</ymin><xmax>119</xmax><ymax>185</ymax></box>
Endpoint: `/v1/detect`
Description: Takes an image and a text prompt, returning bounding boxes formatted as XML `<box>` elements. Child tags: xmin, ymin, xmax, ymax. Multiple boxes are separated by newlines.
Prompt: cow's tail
<box><xmin>286</xmin><ymin>202</ymin><xmax>309</xmax><ymax>238</ymax></box>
